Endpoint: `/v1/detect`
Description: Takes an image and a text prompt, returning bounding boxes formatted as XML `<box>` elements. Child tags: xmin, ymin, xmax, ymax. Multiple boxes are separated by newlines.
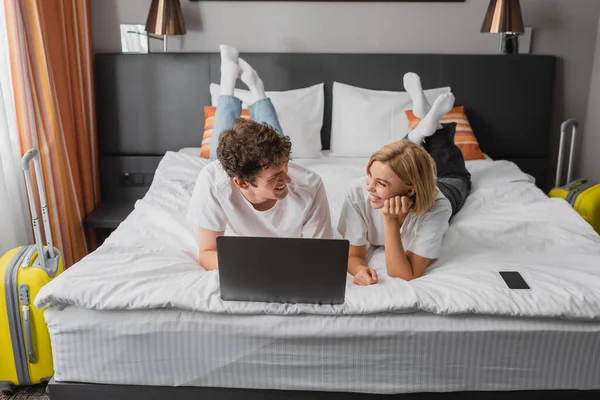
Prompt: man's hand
<box><xmin>382</xmin><ymin>196</ymin><xmax>413</xmax><ymax>224</ymax></box>
<box><xmin>353</xmin><ymin>267</ymin><xmax>378</xmax><ymax>286</ymax></box>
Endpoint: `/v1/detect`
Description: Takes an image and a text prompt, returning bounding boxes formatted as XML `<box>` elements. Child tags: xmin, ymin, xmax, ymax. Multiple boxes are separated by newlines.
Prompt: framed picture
<box><xmin>190</xmin><ymin>0</ymin><xmax>465</xmax><ymax>2</ymax></box>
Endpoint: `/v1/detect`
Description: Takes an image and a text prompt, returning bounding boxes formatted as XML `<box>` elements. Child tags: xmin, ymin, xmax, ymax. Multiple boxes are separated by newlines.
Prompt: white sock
<box><xmin>238</xmin><ymin>57</ymin><xmax>266</xmax><ymax>102</ymax></box>
<box><xmin>403</xmin><ymin>72</ymin><xmax>430</xmax><ymax>118</ymax></box>
<box><xmin>404</xmin><ymin>72</ymin><xmax>443</xmax><ymax>130</ymax></box>
<box><xmin>408</xmin><ymin>92</ymin><xmax>455</xmax><ymax>145</ymax></box>
<box><xmin>219</xmin><ymin>44</ymin><xmax>240</xmax><ymax>96</ymax></box>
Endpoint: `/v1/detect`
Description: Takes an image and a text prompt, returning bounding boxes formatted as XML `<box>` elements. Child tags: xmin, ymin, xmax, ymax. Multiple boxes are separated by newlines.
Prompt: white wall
<box><xmin>582</xmin><ymin>16</ymin><xmax>600</xmax><ymax>183</ymax></box>
<box><xmin>91</xmin><ymin>0</ymin><xmax>600</xmax><ymax>179</ymax></box>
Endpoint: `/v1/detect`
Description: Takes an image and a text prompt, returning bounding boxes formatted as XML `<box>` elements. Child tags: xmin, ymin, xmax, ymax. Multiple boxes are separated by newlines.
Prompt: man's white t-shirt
<box><xmin>337</xmin><ymin>177</ymin><xmax>452</xmax><ymax>259</ymax></box>
<box><xmin>187</xmin><ymin>161</ymin><xmax>334</xmax><ymax>239</ymax></box>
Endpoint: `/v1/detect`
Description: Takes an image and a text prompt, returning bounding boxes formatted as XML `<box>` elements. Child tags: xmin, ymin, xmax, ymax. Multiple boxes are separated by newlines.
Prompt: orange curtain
<box><xmin>4</xmin><ymin>0</ymin><xmax>100</xmax><ymax>267</ymax></box>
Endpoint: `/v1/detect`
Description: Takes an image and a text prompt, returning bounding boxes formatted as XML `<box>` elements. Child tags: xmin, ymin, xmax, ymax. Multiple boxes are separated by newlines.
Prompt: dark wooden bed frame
<box><xmin>48</xmin><ymin>379</ymin><xmax>600</xmax><ymax>399</ymax></box>
<box><xmin>47</xmin><ymin>52</ymin><xmax>600</xmax><ymax>399</ymax></box>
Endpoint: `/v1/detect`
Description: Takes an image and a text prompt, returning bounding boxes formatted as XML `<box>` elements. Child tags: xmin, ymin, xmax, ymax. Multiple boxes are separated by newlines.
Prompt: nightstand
<box><xmin>84</xmin><ymin>200</ymin><xmax>137</xmax><ymax>247</ymax></box>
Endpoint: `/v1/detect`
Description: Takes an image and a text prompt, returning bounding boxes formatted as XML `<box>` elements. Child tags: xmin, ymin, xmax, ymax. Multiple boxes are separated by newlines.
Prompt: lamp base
<box><xmin>500</xmin><ymin>33</ymin><xmax>520</xmax><ymax>54</ymax></box>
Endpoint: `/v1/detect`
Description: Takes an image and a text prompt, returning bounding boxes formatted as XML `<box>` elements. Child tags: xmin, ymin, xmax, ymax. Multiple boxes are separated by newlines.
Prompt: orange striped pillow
<box><xmin>201</xmin><ymin>106</ymin><xmax>250</xmax><ymax>159</ymax></box>
<box><xmin>405</xmin><ymin>106</ymin><xmax>485</xmax><ymax>161</ymax></box>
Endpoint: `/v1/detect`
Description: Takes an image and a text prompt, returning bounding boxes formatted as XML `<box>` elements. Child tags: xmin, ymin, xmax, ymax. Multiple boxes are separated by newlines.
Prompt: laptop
<box><xmin>217</xmin><ymin>236</ymin><xmax>349</xmax><ymax>305</ymax></box>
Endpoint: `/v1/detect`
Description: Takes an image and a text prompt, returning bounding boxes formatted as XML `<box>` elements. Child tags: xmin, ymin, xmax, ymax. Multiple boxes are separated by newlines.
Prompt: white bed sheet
<box><xmin>35</xmin><ymin>152</ymin><xmax>600</xmax><ymax>319</ymax></box>
<box><xmin>46</xmin><ymin>306</ymin><xmax>600</xmax><ymax>392</ymax></box>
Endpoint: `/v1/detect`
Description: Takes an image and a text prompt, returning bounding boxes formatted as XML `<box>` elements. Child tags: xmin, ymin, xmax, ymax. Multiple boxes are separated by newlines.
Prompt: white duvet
<box><xmin>35</xmin><ymin>152</ymin><xmax>600</xmax><ymax>320</ymax></box>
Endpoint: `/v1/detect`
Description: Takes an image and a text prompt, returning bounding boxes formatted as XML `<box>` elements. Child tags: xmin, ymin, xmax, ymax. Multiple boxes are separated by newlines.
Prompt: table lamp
<box><xmin>145</xmin><ymin>0</ymin><xmax>187</xmax><ymax>52</ymax></box>
<box><xmin>481</xmin><ymin>0</ymin><xmax>525</xmax><ymax>54</ymax></box>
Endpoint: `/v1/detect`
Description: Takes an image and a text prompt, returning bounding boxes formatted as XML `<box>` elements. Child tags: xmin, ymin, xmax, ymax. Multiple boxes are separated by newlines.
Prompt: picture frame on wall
<box><xmin>190</xmin><ymin>0</ymin><xmax>465</xmax><ymax>2</ymax></box>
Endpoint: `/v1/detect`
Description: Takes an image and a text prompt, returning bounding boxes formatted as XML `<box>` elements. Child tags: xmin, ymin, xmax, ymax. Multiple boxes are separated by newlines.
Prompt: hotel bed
<box><xmin>42</xmin><ymin>151</ymin><xmax>600</xmax><ymax>398</ymax></box>
<box><xmin>41</xmin><ymin>53</ymin><xmax>600</xmax><ymax>398</ymax></box>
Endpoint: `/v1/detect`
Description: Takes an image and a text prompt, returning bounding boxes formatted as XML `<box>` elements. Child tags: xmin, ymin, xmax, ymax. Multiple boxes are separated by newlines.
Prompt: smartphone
<box><xmin>499</xmin><ymin>271</ymin><xmax>530</xmax><ymax>290</ymax></box>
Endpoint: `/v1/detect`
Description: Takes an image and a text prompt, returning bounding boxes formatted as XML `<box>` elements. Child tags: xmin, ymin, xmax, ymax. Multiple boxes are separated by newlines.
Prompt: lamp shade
<box><xmin>145</xmin><ymin>0</ymin><xmax>186</xmax><ymax>36</ymax></box>
<box><xmin>480</xmin><ymin>0</ymin><xmax>524</xmax><ymax>34</ymax></box>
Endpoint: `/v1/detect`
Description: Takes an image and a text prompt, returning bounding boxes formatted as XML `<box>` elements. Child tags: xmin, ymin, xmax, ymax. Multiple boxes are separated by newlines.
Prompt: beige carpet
<box><xmin>1</xmin><ymin>384</ymin><xmax>48</xmax><ymax>400</ymax></box>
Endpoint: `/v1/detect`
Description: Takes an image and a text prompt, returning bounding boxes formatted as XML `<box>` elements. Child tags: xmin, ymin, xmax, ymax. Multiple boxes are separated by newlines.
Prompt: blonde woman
<box><xmin>337</xmin><ymin>73</ymin><xmax>471</xmax><ymax>285</ymax></box>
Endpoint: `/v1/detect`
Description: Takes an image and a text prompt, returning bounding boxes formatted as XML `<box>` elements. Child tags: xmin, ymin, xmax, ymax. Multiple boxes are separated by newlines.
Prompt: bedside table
<box><xmin>84</xmin><ymin>200</ymin><xmax>137</xmax><ymax>247</ymax></box>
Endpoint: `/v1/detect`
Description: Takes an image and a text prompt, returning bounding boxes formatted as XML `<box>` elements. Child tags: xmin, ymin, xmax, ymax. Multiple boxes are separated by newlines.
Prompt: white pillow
<box><xmin>209</xmin><ymin>83</ymin><xmax>324</xmax><ymax>158</ymax></box>
<box><xmin>330</xmin><ymin>82</ymin><xmax>451</xmax><ymax>157</ymax></box>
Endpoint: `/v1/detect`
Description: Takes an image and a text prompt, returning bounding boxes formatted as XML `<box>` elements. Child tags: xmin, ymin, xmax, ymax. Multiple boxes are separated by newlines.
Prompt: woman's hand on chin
<box><xmin>382</xmin><ymin>195</ymin><xmax>413</xmax><ymax>224</ymax></box>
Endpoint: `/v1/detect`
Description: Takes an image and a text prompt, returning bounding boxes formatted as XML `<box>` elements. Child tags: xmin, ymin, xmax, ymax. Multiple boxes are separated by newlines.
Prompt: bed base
<box><xmin>47</xmin><ymin>379</ymin><xmax>600</xmax><ymax>400</ymax></box>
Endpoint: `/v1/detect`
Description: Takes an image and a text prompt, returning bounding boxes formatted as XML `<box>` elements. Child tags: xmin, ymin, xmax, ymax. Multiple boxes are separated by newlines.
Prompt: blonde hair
<box><xmin>367</xmin><ymin>140</ymin><xmax>437</xmax><ymax>215</ymax></box>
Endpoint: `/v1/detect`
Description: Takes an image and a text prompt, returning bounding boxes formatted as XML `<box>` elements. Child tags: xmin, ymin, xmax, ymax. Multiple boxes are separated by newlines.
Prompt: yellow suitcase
<box><xmin>0</xmin><ymin>149</ymin><xmax>64</xmax><ymax>395</ymax></box>
<box><xmin>548</xmin><ymin>119</ymin><xmax>600</xmax><ymax>235</ymax></box>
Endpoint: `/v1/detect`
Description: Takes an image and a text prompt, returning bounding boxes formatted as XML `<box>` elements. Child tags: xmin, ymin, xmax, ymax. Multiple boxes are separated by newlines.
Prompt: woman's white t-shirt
<box><xmin>337</xmin><ymin>177</ymin><xmax>452</xmax><ymax>259</ymax></box>
<box><xmin>187</xmin><ymin>161</ymin><xmax>334</xmax><ymax>239</ymax></box>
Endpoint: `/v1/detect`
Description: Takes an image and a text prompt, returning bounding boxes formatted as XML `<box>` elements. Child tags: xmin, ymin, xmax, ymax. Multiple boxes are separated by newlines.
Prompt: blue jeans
<box><xmin>209</xmin><ymin>95</ymin><xmax>285</xmax><ymax>162</ymax></box>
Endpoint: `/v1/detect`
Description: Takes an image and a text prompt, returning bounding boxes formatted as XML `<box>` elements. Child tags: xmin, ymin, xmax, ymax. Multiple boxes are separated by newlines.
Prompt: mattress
<box><xmin>46</xmin><ymin>306</ymin><xmax>600</xmax><ymax>393</ymax></box>
<box><xmin>36</xmin><ymin>151</ymin><xmax>600</xmax><ymax>319</ymax></box>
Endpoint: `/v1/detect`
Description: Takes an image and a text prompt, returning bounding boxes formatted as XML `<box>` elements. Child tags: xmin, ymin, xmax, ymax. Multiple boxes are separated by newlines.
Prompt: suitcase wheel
<box><xmin>0</xmin><ymin>382</ymin><xmax>15</xmax><ymax>395</ymax></box>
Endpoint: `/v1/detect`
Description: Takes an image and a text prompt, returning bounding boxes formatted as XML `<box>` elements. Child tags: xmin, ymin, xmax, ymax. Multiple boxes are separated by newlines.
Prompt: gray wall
<box><xmin>582</xmin><ymin>16</ymin><xmax>600</xmax><ymax>183</ymax></box>
<box><xmin>91</xmin><ymin>0</ymin><xmax>600</xmax><ymax>180</ymax></box>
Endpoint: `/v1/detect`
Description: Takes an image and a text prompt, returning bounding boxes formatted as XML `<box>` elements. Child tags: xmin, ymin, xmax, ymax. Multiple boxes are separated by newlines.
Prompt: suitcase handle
<box><xmin>555</xmin><ymin>119</ymin><xmax>579</xmax><ymax>188</ymax></box>
<box><xmin>21</xmin><ymin>149</ymin><xmax>56</xmax><ymax>269</ymax></box>
<box><xmin>566</xmin><ymin>180</ymin><xmax>596</xmax><ymax>206</ymax></box>
<box><xmin>18</xmin><ymin>284</ymin><xmax>36</xmax><ymax>364</ymax></box>
<box><xmin>21</xmin><ymin>306</ymin><xmax>36</xmax><ymax>364</ymax></box>
<box><xmin>21</xmin><ymin>149</ymin><xmax>39</xmax><ymax>170</ymax></box>
<box><xmin>564</xmin><ymin>178</ymin><xmax>588</xmax><ymax>191</ymax></box>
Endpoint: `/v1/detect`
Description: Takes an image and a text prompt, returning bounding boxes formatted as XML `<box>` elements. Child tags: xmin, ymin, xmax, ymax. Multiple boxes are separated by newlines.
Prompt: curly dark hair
<box><xmin>216</xmin><ymin>118</ymin><xmax>292</xmax><ymax>182</ymax></box>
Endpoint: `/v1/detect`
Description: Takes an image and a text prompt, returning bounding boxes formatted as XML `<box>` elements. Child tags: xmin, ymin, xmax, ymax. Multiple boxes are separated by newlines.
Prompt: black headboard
<box><xmin>95</xmin><ymin>53</ymin><xmax>556</xmax><ymax>195</ymax></box>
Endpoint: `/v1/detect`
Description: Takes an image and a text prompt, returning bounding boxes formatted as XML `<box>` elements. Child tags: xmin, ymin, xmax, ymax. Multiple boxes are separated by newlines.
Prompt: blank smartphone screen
<box><xmin>499</xmin><ymin>271</ymin><xmax>530</xmax><ymax>290</ymax></box>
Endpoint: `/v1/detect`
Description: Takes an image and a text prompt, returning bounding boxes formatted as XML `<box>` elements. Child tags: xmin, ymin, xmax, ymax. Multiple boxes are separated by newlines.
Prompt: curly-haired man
<box><xmin>187</xmin><ymin>45</ymin><xmax>333</xmax><ymax>270</ymax></box>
